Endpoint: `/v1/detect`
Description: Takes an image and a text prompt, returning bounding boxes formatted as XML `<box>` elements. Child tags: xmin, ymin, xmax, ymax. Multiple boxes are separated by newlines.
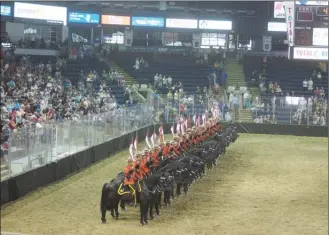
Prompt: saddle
<box><xmin>117</xmin><ymin>182</ymin><xmax>141</xmax><ymax>196</ymax></box>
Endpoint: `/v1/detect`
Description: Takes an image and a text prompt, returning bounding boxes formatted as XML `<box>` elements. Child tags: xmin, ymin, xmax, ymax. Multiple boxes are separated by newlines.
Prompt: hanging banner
<box><xmin>124</xmin><ymin>28</ymin><xmax>133</xmax><ymax>46</ymax></box>
<box><xmin>192</xmin><ymin>33</ymin><xmax>201</xmax><ymax>48</ymax></box>
<box><xmin>284</xmin><ymin>1</ymin><xmax>295</xmax><ymax>46</ymax></box>
<box><xmin>263</xmin><ymin>36</ymin><xmax>272</xmax><ymax>51</ymax></box>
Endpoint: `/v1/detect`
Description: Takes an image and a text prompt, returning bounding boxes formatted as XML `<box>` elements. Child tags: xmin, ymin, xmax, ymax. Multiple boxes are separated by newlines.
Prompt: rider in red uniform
<box><xmin>133</xmin><ymin>154</ymin><xmax>143</xmax><ymax>182</ymax></box>
<box><xmin>123</xmin><ymin>159</ymin><xmax>136</xmax><ymax>205</ymax></box>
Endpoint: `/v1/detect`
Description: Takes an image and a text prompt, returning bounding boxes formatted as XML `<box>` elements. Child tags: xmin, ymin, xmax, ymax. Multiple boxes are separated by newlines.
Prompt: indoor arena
<box><xmin>1</xmin><ymin>134</ymin><xmax>327</xmax><ymax>235</ymax></box>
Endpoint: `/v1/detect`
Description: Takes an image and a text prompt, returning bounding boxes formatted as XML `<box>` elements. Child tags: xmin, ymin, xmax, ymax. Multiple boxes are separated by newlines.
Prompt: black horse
<box><xmin>100</xmin><ymin>171</ymin><xmax>168</xmax><ymax>224</ymax></box>
<box><xmin>100</xmin><ymin>123</ymin><xmax>239</xmax><ymax>224</ymax></box>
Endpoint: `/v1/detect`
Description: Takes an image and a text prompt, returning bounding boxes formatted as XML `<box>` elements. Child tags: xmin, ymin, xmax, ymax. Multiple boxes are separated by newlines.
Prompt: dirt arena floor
<box><xmin>1</xmin><ymin>134</ymin><xmax>328</xmax><ymax>235</ymax></box>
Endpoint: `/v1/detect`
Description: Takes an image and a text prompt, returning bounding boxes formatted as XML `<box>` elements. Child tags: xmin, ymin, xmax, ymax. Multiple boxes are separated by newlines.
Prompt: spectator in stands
<box><xmin>275</xmin><ymin>85</ymin><xmax>282</xmax><ymax>94</ymax></box>
<box><xmin>302</xmin><ymin>79</ymin><xmax>308</xmax><ymax>93</ymax></box>
<box><xmin>279</xmin><ymin>93</ymin><xmax>285</xmax><ymax>107</ymax></box>
<box><xmin>133</xmin><ymin>58</ymin><xmax>140</xmax><ymax>71</ymax></box>
<box><xmin>162</xmin><ymin>76</ymin><xmax>168</xmax><ymax>87</ymax></box>
<box><xmin>307</xmin><ymin>78</ymin><xmax>313</xmax><ymax>92</ymax></box>
<box><xmin>250</xmin><ymin>70</ymin><xmax>258</xmax><ymax>84</ymax></box>
<box><xmin>317</xmin><ymin>72</ymin><xmax>322</xmax><ymax>80</ymax></box>
<box><xmin>228</xmin><ymin>92</ymin><xmax>234</xmax><ymax>109</ymax></box>
<box><xmin>271</xmin><ymin>95</ymin><xmax>276</xmax><ymax>113</ymax></box>
<box><xmin>243</xmin><ymin>91</ymin><xmax>249</xmax><ymax>108</ymax></box>
<box><xmin>167</xmin><ymin>76</ymin><xmax>172</xmax><ymax>87</ymax></box>
<box><xmin>314</xmin><ymin>87</ymin><xmax>320</xmax><ymax>96</ymax></box>
<box><xmin>268</xmin><ymin>81</ymin><xmax>274</xmax><ymax>94</ymax></box>
<box><xmin>273</xmin><ymin>82</ymin><xmax>279</xmax><ymax>92</ymax></box>
<box><xmin>319</xmin><ymin>114</ymin><xmax>326</xmax><ymax>126</ymax></box>
<box><xmin>259</xmin><ymin>81</ymin><xmax>266</xmax><ymax>95</ymax></box>
<box><xmin>319</xmin><ymin>87</ymin><xmax>325</xmax><ymax>97</ymax></box>
<box><xmin>203</xmin><ymin>53</ymin><xmax>208</xmax><ymax>64</ymax></box>
<box><xmin>312</xmin><ymin>112</ymin><xmax>319</xmax><ymax>125</ymax></box>
<box><xmin>225</xmin><ymin>109</ymin><xmax>232</xmax><ymax>122</ymax></box>
<box><xmin>154</xmin><ymin>73</ymin><xmax>158</xmax><ymax>87</ymax></box>
<box><xmin>232</xmin><ymin>94</ymin><xmax>239</xmax><ymax>121</ymax></box>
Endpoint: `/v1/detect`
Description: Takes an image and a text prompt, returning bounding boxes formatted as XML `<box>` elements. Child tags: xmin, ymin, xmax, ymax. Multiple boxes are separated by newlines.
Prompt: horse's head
<box><xmin>157</xmin><ymin>173</ymin><xmax>170</xmax><ymax>191</ymax></box>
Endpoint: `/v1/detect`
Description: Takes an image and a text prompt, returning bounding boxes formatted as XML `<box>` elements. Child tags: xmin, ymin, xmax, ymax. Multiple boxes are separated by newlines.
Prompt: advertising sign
<box><xmin>101</xmin><ymin>15</ymin><xmax>130</xmax><ymax>25</ymax></box>
<box><xmin>132</xmin><ymin>17</ymin><xmax>164</xmax><ymax>27</ymax></box>
<box><xmin>284</xmin><ymin>1</ymin><xmax>295</xmax><ymax>46</ymax></box>
<box><xmin>274</xmin><ymin>2</ymin><xmax>286</xmax><ymax>18</ymax></box>
<box><xmin>14</xmin><ymin>2</ymin><xmax>67</xmax><ymax>25</ymax></box>
<box><xmin>68</xmin><ymin>12</ymin><xmax>100</xmax><ymax>24</ymax></box>
<box><xmin>1</xmin><ymin>5</ymin><xmax>12</xmax><ymax>16</ymax></box>
<box><xmin>293</xmin><ymin>47</ymin><xmax>328</xmax><ymax>60</ymax></box>
<box><xmin>263</xmin><ymin>36</ymin><xmax>272</xmax><ymax>51</ymax></box>
<box><xmin>267</xmin><ymin>22</ymin><xmax>287</xmax><ymax>32</ymax></box>
<box><xmin>312</xmin><ymin>28</ymin><xmax>328</xmax><ymax>46</ymax></box>
<box><xmin>166</xmin><ymin>18</ymin><xmax>198</xmax><ymax>29</ymax></box>
<box><xmin>198</xmin><ymin>20</ymin><xmax>232</xmax><ymax>30</ymax></box>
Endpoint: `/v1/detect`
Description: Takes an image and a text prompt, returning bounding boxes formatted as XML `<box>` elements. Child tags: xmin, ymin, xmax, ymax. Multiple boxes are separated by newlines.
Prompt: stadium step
<box><xmin>225</xmin><ymin>59</ymin><xmax>246</xmax><ymax>88</ymax></box>
<box><xmin>232</xmin><ymin>109</ymin><xmax>253</xmax><ymax>123</ymax></box>
<box><xmin>107</xmin><ymin>62</ymin><xmax>137</xmax><ymax>86</ymax></box>
<box><xmin>99</xmin><ymin>56</ymin><xmax>145</xmax><ymax>104</ymax></box>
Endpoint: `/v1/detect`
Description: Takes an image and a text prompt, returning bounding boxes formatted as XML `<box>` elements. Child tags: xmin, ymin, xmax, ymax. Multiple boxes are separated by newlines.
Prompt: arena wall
<box><xmin>1</xmin><ymin>123</ymin><xmax>327</xmax><ymax>206</ymax></box>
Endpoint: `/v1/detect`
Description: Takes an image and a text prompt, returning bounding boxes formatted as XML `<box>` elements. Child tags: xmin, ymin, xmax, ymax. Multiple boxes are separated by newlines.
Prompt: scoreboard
<box><xmin>294</xmin><ymin>4</ymin><xmax>328</xmax><ymax>46</ymax></box>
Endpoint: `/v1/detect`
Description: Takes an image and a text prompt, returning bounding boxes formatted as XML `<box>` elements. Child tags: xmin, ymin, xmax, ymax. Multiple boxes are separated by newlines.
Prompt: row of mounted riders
<box><xmin>100</xmin><ymin>120</ymin><xmax>239</xmax><ymax>225</ymax></box>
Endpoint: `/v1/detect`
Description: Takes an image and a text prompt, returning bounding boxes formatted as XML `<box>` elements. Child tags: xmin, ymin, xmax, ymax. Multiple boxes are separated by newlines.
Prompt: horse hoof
<box><xmin>145</xmin><ymin>220</ymin><xmax>148</xmax><ymax>224</ymax></box>
<box><xmin>150</xmin><ymin>216</ymin><xmax>154</xmax><ymax>220</ymax></box>
<box><xmin>101</xmin><ymin>219</ymin><xmax>106</xmax><ymax>224</ymax></box>
<box><xmin>116</xmin><ymin>217</ymin><xmax>119</xmax><ymax>220</ymax></box>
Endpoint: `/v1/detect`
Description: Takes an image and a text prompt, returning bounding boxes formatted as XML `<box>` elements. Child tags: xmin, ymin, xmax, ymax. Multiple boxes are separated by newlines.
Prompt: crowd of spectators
<box><xmin>133</xmin><ymin>57</ymin><xmax>148</xmax><ymax>72</ymax></box>
<box><xmin>0</xmin><ymin>44</ymin><xmax>137</xmax><ymax>163</ymax></box>
<box><xmin>247</xmin><ymin>55</ymin><xmax>328</xmax><ymax>125</ymax></box>
<box><xmin>153</xmin><ymin>73</ymin><xmax>173</xmax><ymax>89</ymax></box>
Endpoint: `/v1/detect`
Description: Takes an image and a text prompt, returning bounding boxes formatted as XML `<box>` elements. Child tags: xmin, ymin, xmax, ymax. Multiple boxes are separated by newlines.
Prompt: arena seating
<box><xmin>62</xmin><ymin>58</ymin><xmax>125</xmax><ymax>104</ymax></box>
<box><xmin>243</xmin><ymin>55</ymin><xmax>328</xmax><ymax>96</ymax></box>
<box><xmin>244</xmin><ymin>55</ymin><xmax>328</xmax><ymax>124</ymax></box>
<box><xmin>112</xmin><ymin>52</ymin><xmax>210</xmax><ymax>94</ymax></box>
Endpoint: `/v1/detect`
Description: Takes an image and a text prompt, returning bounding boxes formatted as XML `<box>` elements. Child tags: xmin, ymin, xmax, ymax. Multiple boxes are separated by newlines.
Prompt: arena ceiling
<box><xmin>65</xmin><ymin>1</ymin><xmax>263</xmax><ymax>17</ymax></box>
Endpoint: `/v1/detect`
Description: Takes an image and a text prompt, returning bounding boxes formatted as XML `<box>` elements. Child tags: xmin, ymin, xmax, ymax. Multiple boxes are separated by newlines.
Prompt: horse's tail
<box><xmin>100</xmin><ymin>183</ymin><xmax>109</xmax><ymax>211</ymax></box>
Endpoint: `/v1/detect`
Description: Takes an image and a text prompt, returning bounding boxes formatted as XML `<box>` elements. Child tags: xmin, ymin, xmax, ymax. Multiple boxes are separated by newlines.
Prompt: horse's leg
<box><xmin>115</xmin><ymin>202</ymin><xmax>120</xmax><ymax>220</ymax></box>
<box><xmin>171</xmin><ymin>187</ymin><xmax>175</xmax><ymax>200</ymax></box>
<box><xmin>144</xmin><ymin>203</ymin><xmax>149</xmax><ymax>224</ymax></box>
<box><xmin>155</xmin><ymin>193</ymin><xmax>161</xmax><ymax>209</ymax></box>
<box><xmin>139</xmin><ymin>203</ymin><xmax>145</xmax><ymax>225</ymax></box>
<box><xmin>183</xmin><ymin>182</ymin><xmax>188</xmax><ymax>194</ymax></box>
<box><xmin>166</xmin><ymin>191</ymin><xmax>170</xmax><ymax>206</ymax></box>
<box><xmin>155</xmin><ymin>199</ymin><xmax>160</xmax><ymax>215</ymax></box>
<box><xmin>110</xmin><ymin>207</ymin><xmax>115</xmax><ymax>218</ymax></box>
<box><xmin>163</xmin><ymin>191</ymin><xmax>167</xmax><ymax>207</ymax></box>
<box><xmin>176</xmin><ymin>183</ymin><xmax>181</xmax><ymax>196</ymax></box>
<box><xmin>101</xmin><ymin>207</ymin><xmax>107</xmax><ymax>223</ymax></box>
<box><xmin>120</xmin><ymin>200</ymin><xmax>126</xmax><ymax>210</ymax></box>
<box><xmin>149</xmin><ymin>204</ymin><xmax>154</xmax><ymax>220</ymax></box>
<box><xmin>203</xmin><ymin>164</ymin><xmax>206</xmax><ymax>176</ymax></box>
